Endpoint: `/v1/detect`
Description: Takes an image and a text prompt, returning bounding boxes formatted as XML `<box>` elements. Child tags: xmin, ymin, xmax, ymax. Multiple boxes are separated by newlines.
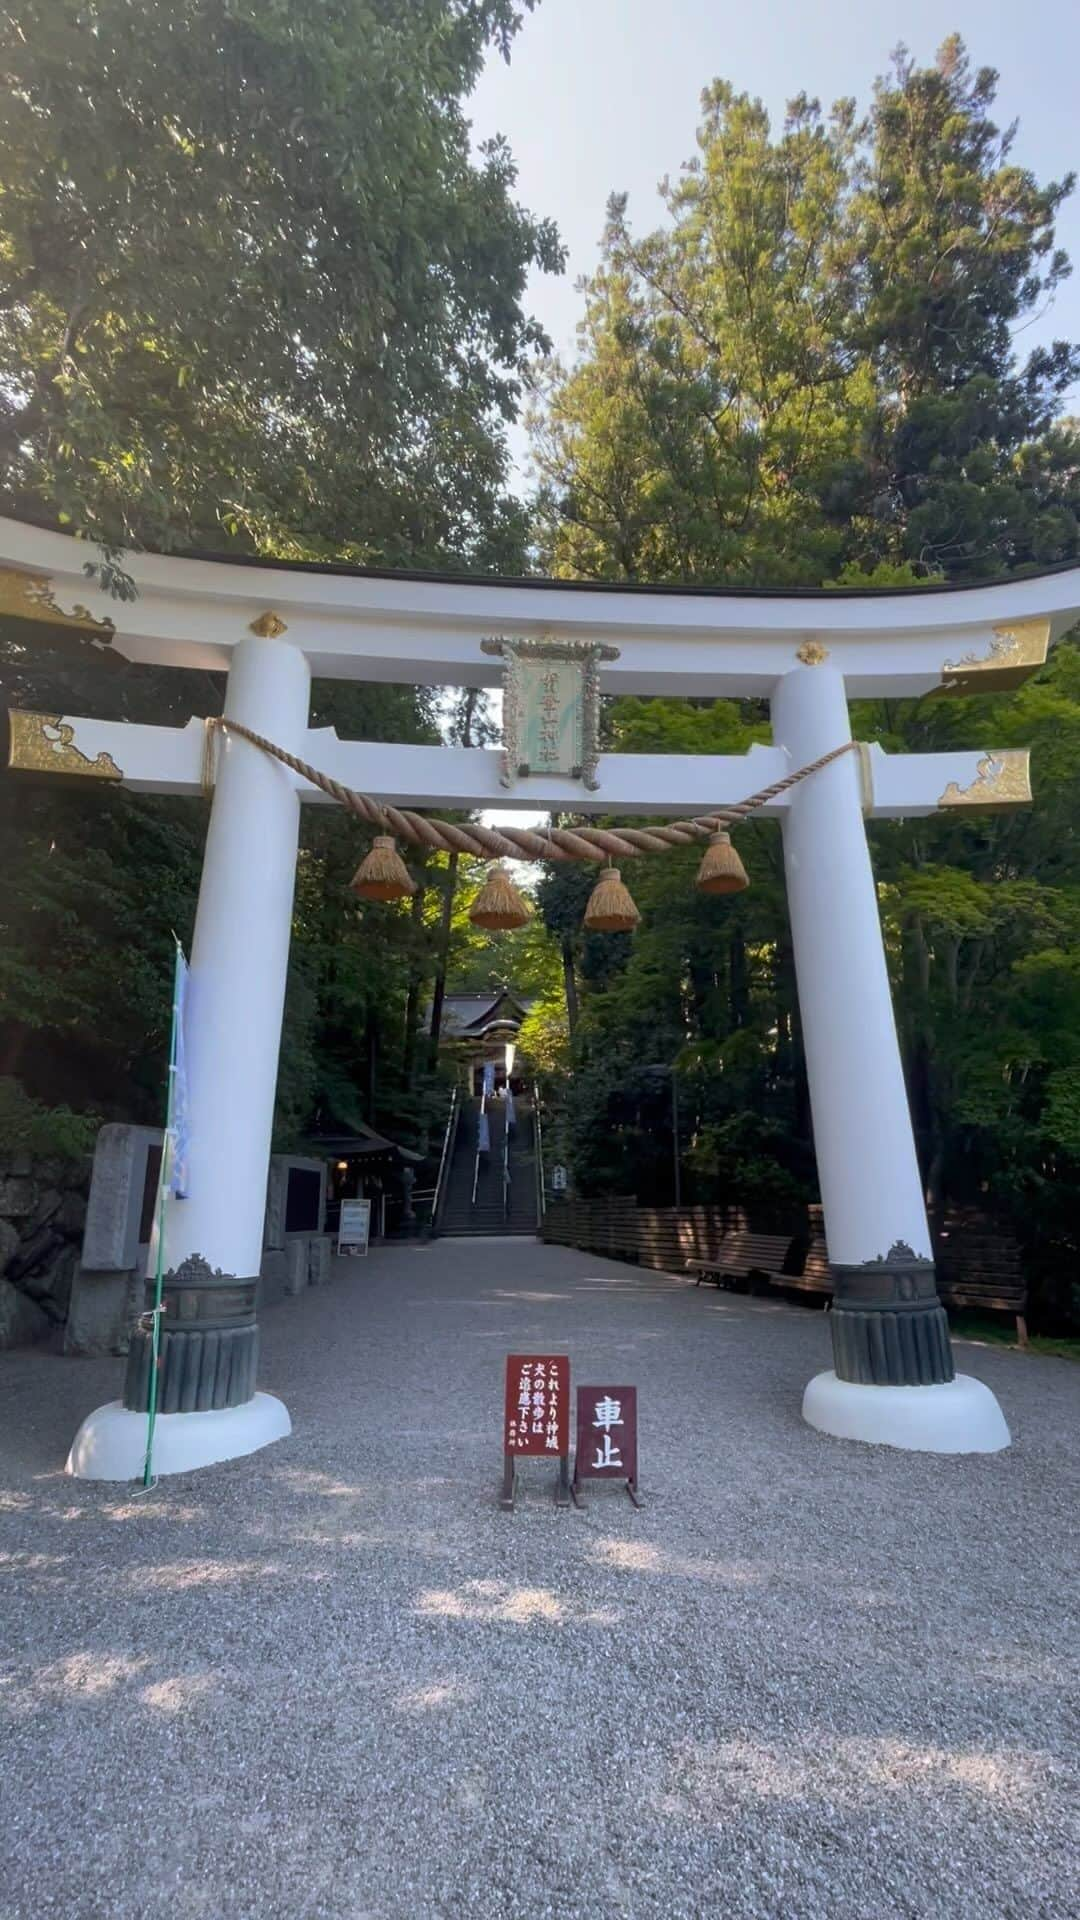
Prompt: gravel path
<box><xmin>1</xmin><ymin>1240</ymin><xmax>1078</xmax><ymax>1920</ymax></box>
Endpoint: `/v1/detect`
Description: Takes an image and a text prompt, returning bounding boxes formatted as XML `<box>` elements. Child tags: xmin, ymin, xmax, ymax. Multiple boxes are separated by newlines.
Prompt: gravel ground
<box><xmin>1</xmin><ymin>1239</ymin><xmax>1078</xmax><ymax>1920</ymax></box>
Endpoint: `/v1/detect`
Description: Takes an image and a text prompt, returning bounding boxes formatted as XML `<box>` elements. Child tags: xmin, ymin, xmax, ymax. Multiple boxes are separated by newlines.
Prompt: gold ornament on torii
<box><xmin>7</xmin><ymin>712</ymin><xmax>123</xmax><ymax>780</ymax></box>
<box><xmin>941</xmin><ymin>619</ymin><xmax>1050</xmax><ymax>693</ymax></box>
<box><xmin>0</xmin><ymin>565</ymin><xmax>115</xmax><ymax>640</ymax></box>
<box><xmin>938</xmin><ymin>749</ymin><xmax>1032</xmax><ymax>811</ymax></box>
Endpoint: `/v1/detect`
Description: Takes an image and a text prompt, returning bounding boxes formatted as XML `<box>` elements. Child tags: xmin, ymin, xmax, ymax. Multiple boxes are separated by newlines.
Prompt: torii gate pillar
<box><xmin>772</xmin><ymin>662</ymin><xmax>1009</xmax><ymax>1451</ymax></box>
<box><xmin>67</xmin><ymin>632</ymin><xmax>308</xmax><ymax>1478</ymax></box>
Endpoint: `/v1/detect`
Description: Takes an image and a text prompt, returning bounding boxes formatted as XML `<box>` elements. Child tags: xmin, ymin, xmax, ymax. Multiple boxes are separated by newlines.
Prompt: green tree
<box><xmin>1</xmin><ymin>0</ymin><xmax>563</xmax><ymax>1151</ymax></box>
<box><xmin>532</xmin><ymin>84</ymin><xmax>870</xmax><ymax>584</ymax></box>
<box><xmin>534</xmin><ymin>40</ymin><xmax>1080</xmax><ymax>587</ymax></box>
<box><xmin>532</xmin><ymin>39</ymin><xmax>1080</xmax><ymax>1327</ymax></box>
<box><xmin>0</xmin><ymin>0</ymin><xmax>561</xmax><ymax>565</ymax></box>
<box><xmin>843</xmin><ymin>36</ymin><xmax>1080</xmax><ymax>577</ymax></box>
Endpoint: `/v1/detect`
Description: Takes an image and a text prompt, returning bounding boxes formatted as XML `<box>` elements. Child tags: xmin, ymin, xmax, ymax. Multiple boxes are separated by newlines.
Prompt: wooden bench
<box><xmin>691</xmin><ymin>1232</ymin><xmax>797</xmax><ymax>1291</ymax></box>
<box><xmin>770</xmin><ymin>1236</ymin><xmax>832</xmax><ymax>1298</ymax></box>
<box><xmin>935</xmin><ymin>1229</ymin><xmax>1028</xmax><ymax>1346</ymax></box>
<box><xmin>766</xmin><ymin>1222</ymin><xmax>1029</xmax><ymax>1346</ymax></box>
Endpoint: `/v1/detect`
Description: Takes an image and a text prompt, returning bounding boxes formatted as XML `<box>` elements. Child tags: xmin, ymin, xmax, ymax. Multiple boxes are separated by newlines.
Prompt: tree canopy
<box><xmin>0</xmin><ymin>0</ymin><xmax>561</xmax><ymax>1162</ymax></box>
<box><xmin>528</xmin><ymin>40</ymin><xmax>1080</xmax><ymax>1331</ymax></box>
<box><xmin>533</xmin><ymin>38</ymin><xmax>1080</xmax><ymax>586</ymax></box>
<box><xmin>0</xmin><ymin>0</ymin><xmax>561</xmax><ymax>567</ymax></box>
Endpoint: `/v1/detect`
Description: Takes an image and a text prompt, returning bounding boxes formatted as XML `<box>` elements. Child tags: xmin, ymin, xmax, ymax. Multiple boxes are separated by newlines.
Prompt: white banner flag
<box><xmin>169</xmin><ymin>949</ymin><xmax>191</xmax><ymax>1198</ymax></box>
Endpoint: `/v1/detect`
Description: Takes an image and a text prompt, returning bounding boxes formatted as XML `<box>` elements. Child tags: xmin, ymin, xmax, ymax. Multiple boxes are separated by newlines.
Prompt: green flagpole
<box><xmin>143</xmin><ymin>939</ymin><xmax>184</xmax><ymax>1489</ymax></box>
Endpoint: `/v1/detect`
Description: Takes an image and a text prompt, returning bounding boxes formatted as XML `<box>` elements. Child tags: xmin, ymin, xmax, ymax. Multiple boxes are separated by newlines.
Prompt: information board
<box><xmin>572</xmin><ymin>1385</ymin><xmax>640</xmax><ymax>1505</ymax></box>
<box><xmin>504</xmin><ymin>1354</ymin><xmax>570</xmax><ymax>1457</ymax></box>
<box><xmin>337</xmin><ymin>1198</ymin><xmax>371</xmax><ymax>1257</ymax></box>
<box><xmin>500</xmin><ymin>1353</ymin><xmax>570</xmax><ymax>1509</ymax></box>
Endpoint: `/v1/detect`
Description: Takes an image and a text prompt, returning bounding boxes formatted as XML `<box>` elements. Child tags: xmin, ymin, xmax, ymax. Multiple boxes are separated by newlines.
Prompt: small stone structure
<box><xmin>308</xmin><ymin>1236</ymin><xmax>332</xmax><ymax>1287</ymax></box>
<box><xmin>2</xmin><ymin>1131</ymin><xmax>334</xmax><ymax>1354</ymax></box>
<box><xmin>262</xmin><ymin>1155</ymin><xmax>328</xmax><ymax>1308</ymax></box>
<box><xmin>66</xmin><ymin>1124</ymin><xmax>162</xmax><ymax>1355</ymax></box>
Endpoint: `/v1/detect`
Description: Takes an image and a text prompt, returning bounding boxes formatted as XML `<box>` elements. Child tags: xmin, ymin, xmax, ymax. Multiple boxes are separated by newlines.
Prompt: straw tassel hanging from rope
<box><xmin>469</xmin><ymin>863</ymin><xmax>531</xmax><ymax>931</ymax></box>
<box><xmin>207</xmin><ymin>717</ymin><xmax>858</xmax><ymax>929</ymax></box>
<box><xmin>350</xmin><ymin>835</ymin><xmax>416</xmax><ymax>901</ymax></box>
<box><xmin>695</xmin><ymin>830</ymin><xmax>749</xmax><ymax>896</ymax></box>
<box><xmin>583</xmin><ymin>864</ymin><xmax>641</xmax><ymax>933</ymax></box>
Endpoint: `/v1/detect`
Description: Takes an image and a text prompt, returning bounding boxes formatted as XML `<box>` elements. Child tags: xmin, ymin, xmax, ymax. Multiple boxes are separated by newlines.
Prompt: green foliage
<box><xmin>0</xmin><ymin>1</ymin><xmax>561</xmax><ymax>1160</ymax></box>
<box><xmin>534</xmin><ymin>39</ymin><xmax>1080</xmax><ymax>585</ymax></box>
<box><xmin>0</xmin><ymin>1077</ymin><xmax>100</xmax><ymax>1157</ymax></box>
<box><xmin>849</xmin><ymin>38</ymin><xmax>1079</xmax><ymax>577</ymax></box>
<box><xmin>532</xmin><ymin>82</ymin><xmax>868</xmax><ymax>584</ymax></box>
<box><xmin>531</xmin><ymin>39</ymin><xmax>1080</xmax><ymax>1328</ymax></box>
<box><xmin>0</xmin><ymin>0</ymin><xmax>560</xmax><ymax>564</ymax></box>
<box><xmin>516</xmin><ymin>982</ymin><xmax>569</xmax><ymax>1076</ymax></box>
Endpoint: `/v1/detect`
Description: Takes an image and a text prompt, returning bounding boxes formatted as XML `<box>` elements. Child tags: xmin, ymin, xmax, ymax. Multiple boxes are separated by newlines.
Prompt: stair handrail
<box><xmin>432</xmin><ymin>1083</ymin><xmax>461</xmax><ymax>1233</ymax></box>
<box><xmin>502</xmin><ymin>1092</ymin><xmax>511</xmax><ymax>1221</ymax></box>
<box><xmin>533</xmin><ymin>1081</ymin><xmax>547</xmax><ymax>1221</ymax></box>
<box><xmin>471</xmin><ymin>1085</ymin><xmax>486</xmax><ymax>1208</ymax></box>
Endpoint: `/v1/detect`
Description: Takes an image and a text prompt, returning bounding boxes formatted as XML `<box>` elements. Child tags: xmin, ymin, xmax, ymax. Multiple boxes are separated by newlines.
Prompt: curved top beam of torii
<box><xmin>1</xmin><ymin>514</ymin><xmax>1079</xmax><ymax>698</ymax></box>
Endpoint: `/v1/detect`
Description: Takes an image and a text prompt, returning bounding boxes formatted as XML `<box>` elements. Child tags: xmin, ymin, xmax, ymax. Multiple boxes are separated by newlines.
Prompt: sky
<box><xmin>470</xmin><ymin>0</ymin><xmax>1080</xmax><ymax>484</ymax></box>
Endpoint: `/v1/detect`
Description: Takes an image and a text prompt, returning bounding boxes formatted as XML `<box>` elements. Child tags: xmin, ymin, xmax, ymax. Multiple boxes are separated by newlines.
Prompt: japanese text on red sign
<box><xmin>574</xmin><ymin>1385</ymin><xmax>638</xmax><ymax>1486</ymax></box>
<box><xmin>503</xmin><ymin>1354</ymin><xmax>570</xmax><ymax>1457</ymax></box>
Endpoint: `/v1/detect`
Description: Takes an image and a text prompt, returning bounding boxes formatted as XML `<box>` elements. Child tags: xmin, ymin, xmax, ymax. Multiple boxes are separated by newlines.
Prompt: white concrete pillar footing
<box><xmin>66</xmin><ymin>1394</ymin><xmax>292</xmax><ymax>1481</ymax></box>
<box><xmin>803</xmin><ymin>1372</ymin><xmax>1011</xmax><ymax>1453</ymax></box>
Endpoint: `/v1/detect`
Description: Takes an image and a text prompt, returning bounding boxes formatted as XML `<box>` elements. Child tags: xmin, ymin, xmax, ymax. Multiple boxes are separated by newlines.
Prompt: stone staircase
<box><xmin>438</xmin><ymin>1095</ymin><xmax>539</xmax><ymax>1237</ymax></box>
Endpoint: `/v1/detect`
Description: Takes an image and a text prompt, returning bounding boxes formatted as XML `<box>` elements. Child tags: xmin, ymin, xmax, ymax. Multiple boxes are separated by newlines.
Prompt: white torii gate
<box><xmin>5</xmin><ymin>517</ymin><xmax>1078</xmax><ymax>1476</ymax></box>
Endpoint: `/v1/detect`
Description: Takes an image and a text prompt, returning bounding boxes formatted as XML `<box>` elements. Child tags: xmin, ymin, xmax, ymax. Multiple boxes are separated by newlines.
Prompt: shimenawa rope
<box><xmin>203</xmin><ymin>718</ymin><xmax>857</xmax><ymax>866</ymax></box>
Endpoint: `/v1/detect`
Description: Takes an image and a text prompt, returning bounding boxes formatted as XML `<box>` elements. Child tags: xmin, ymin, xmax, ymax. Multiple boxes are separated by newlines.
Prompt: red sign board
<box><xmin>574</xmin><ymin>1385</ymin><xmax>638</xmax><ymax>1488</ymax></box>
<box><xmin>503</xmin><ymin>1354</ymin><xmax>570</xmax><ymax>1457</ymax></box>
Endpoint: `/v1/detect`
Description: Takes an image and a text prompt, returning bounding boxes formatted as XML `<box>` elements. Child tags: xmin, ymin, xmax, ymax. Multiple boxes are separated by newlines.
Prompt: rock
<box><xmin>16</xmin><ymin>1243</ymin><xmax>79</xmax><ymax>1320</ymax></box>
<box><xmin>0</xmin><ymin>1276</ymin><xmax>52</xmax><ymax>1349</ymax></box>
<box><xmin>25</xmin><ymin>1187</ymin><xmax>62</xmax><ymax>1235</ymax></box>
<box><xmin>34</xmin><ymin>1156</ymin><xmax>71</xmax><ymax>1189</ymax></box>
<box><xmin>55</xmin><ymin>1190</ymin><xmax>88</xmax><ymax>1236</ymax></box>
<box><xmin>69</xmin><ymin>1157</ymin><xmax>93</xmax><ymax>1196</ymax></box>
<box><xmin>6</xmin><ymin>1223</ymin><xmax>65</xmax><ymax>1287</ymax></box>
<box><xmin>0</xmin><ymin>1218</ymin><xmax>19</xmax><ymax>1278</ymax></box>
<box><xmin>0</xmin><ymin>1175</ymin><xmax>35</xmax><ymax>1218</ymax></box>
<box><xmin>82</xmin><ymin>1124</ymin><xmax>163</xmax><ymax>1271</ymax></box>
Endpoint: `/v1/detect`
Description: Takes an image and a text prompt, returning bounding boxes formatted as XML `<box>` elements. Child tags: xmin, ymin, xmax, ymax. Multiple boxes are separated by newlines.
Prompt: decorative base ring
<box><xmin>830</xmin><ymin>1245</ymin><xmax>955</xmax><ymax>1386</ymax></box>
<box><xmin>122</xmin><ymin>1254</ymin><xmax>259</xmax><ymax>1412</ymax></box>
